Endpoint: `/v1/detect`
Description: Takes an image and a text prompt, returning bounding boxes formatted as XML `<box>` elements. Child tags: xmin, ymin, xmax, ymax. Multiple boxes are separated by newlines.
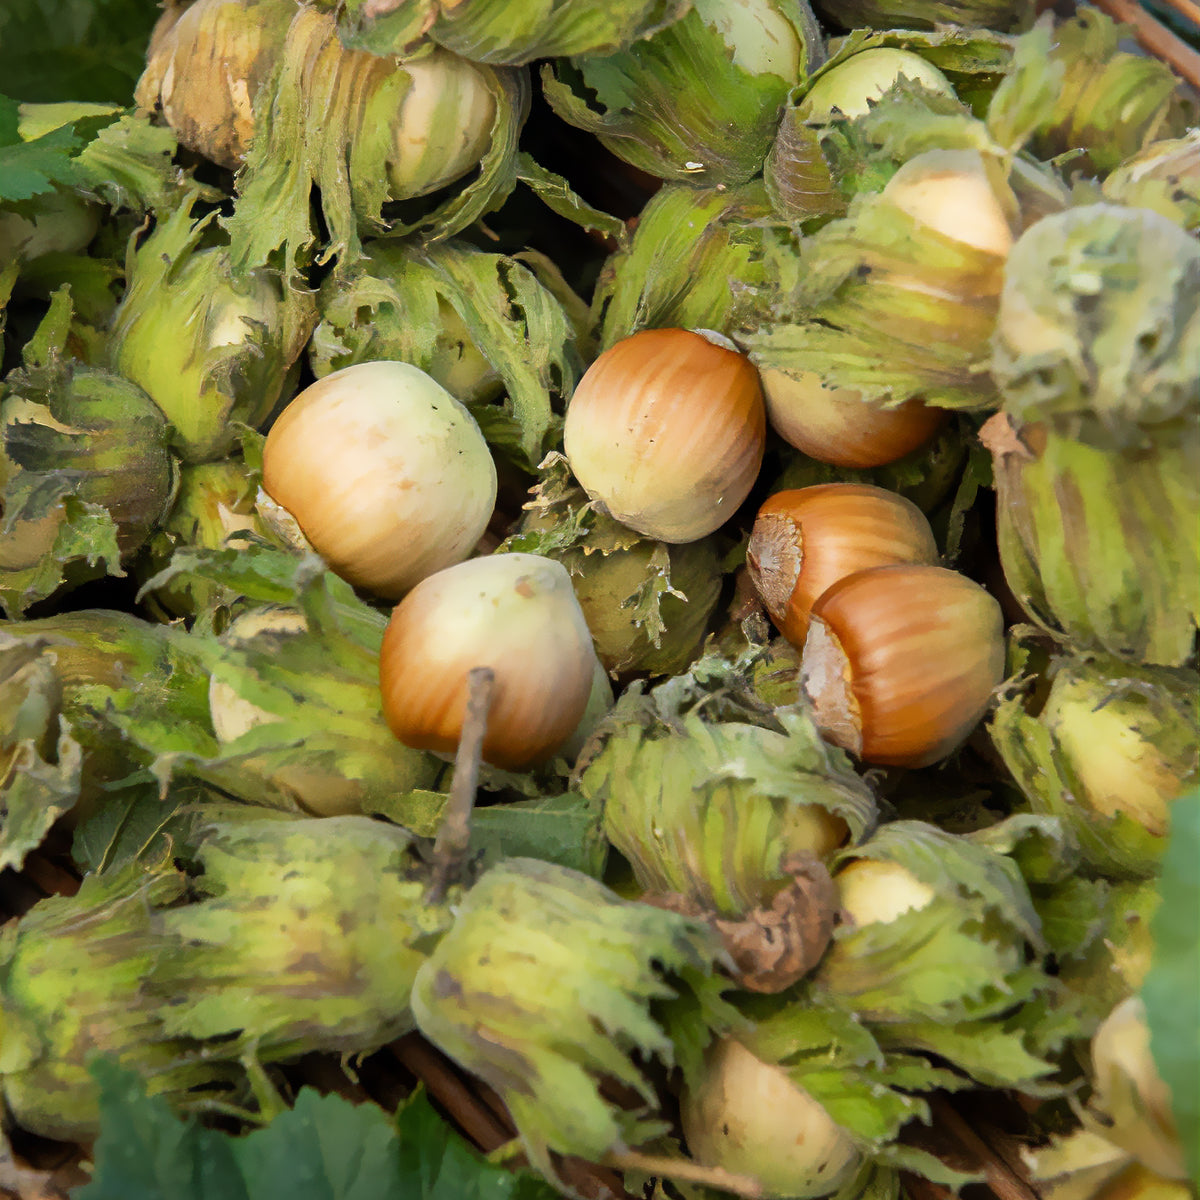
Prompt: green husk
<box><xmin>135</xmin><ymin>455</ymin><xmax>266</xmax><ymax>621</ymax></box>
<box><xmin>326</xmin><ymin>0</ymin><xmax>691</xmax><ymax>63</ymax></box>
<box><xmin>0</xmin><ymin>610</ymin><xmax>222</xmax><ymax>840</ymax></box>
<box><xmin>0</xmin><ymin>813</ymin><xmax>461</xmax><ymax>1142</ymax></box>
<box><xmin>580</xmin><ymin>691</ymin><xmax>876</xmax><ymax>991</ymax></box>
<box><xmin>0</xmin><ymin>632</ymin><xmax>81</xmax><ymax>873</ymax></box>
<box><xmin>223</xmin><ymin>5</ymin><xmax>528</xmax><ymax>275</ymax></box>
<box><xmin>1102</xmin><ymin>133</ymin><xmax>1200</xmax><ymax>233</ymax></box>
<box><xmin>411</xmin><ymin>857</ymin><xmax>729</xmax><ymax>1185</ymax></box>
<box><xmin>155</xmin><ymin>813</ymin><xmax>459</xmax><ymax>1062</ymax></box>
<box><xmin>131</xmin><ymin>545</ymin><xmax>442</xmax><ymax>817</ymax></box>
<box><xmin>590</xmin><ymin>181</ymin><xmax>770</xmax><ymax>348</ymax></box>
<box><xmin>107</xmin><ymin>193</ymin><xmax>315</xmax><ymax>464</ymax></box>
<box><xmin>568</xmin><ymin>537</ymin><xmax>723</xmax><ymax>678</ymax></box>
<box><xmin>985</xmin><ymin>11</ymin><xmax>1194</xmax><ymax>178</ymax></box>
<box><xmin>0</xmin><ymin>861</ymin><xmax>243</xmax><ymax>1140</ymax></box>
<box><xmin>581</xmin><ymin>688</ymin><xmax>877</xmax><ymax>914</ymax></box>
<box><xmin>543</xmin><ymin>0</ymin><xmax>823</xmax><ymax>187</ymax></box>
<box><xmin>812</xmin><ymin>821</ymin><xmax>1050</xmax><ymax>1030</ymax></box>
<box><xmin>991</xmin><ymin>204</ymin><xmax>1200</xmax><ymax>447</ymax></box>
<box><xmin>739</xmin><ymin>146</ymin><xmax>1018</xmax><ymax>412</ymax></box>
<box><xmin>309</xmin><ymin>239</ymin><xmax>582</xmax><ymax>469</ymax></box>
<box><xmin>504</xmin><ymin>454</ymin><xmax>725</xmax><ymax>678</ymax></box>
<box><xmin>811</xmin><ymin>0</ymin><xmax>1032</xmax><ymax>34</ymax></box>
<box><xmin>1</xmin><ymin>549</ymin><xmax>442</xmax><ymax>823</ymax></box>
<box><xmin>1</xmin><ymin>289</ymin><xmax>177</xmax><ymax>617</ymax></box>
<box><xmin>1052</xmin><ymin>880</ymin><xmax>1160</xmax><ymax>1016</ymax></box>
<box><xmin>678</xmin><ymin>999</ymin><xmax>985</xmax><ymax>1196</ymax></box>
<box><xmin>764</xmin><ymin>33</ymin><xmax>995</xmax><ymax>225</ymax></box>
<box><xmin>990</xmin><ymin>650</ymin><xmax>1197</xmax><ymax>879</ymax></box>
<box><xmin>982</xmin><ymin>414</ymin><xmax>1200</xmax><ymax>667</ymax></box>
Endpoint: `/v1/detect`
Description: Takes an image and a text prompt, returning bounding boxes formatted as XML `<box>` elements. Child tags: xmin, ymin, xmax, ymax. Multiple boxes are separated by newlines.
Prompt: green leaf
<box><xmin>233</xmin><ymin>1088</ymin><xmax>405</xmax><ymax>1200</ymax></box>
<box><xmin>1142</xmin><ymin>787</ymin><xmax>1200</xmax><ymax>1185</ymax></box>
<box><xmin>471</xmin><ymin>791</ymin><xmax>608</xmax><ymax>877</ymax></box>
<box><xmin>72</xmin><ymin>1060</ymin><xmax>248</xmax><ymax>1200</ymax></box>
<box><xmin>391</xmin><ymin>1089</ymin><xmax>558</xmax><ymax>1200</ymax></box>
<box><xmin>77</xmin><ymin>1061</ymin><xmax>561</xmax><ymax>1200</ymax></box>
<box><xmin>69</xmin><ymin>776</ymin><xmax>204</xmax><ymax>874</ymax></box>
<box><xmin>0</xmin><ymin>0</ymin><xmax>160</xmax><ymax>104</ymax></box>
<box><xmin>0</xmin><ymin>94</ymin><xmax>92</xmax><ymax>203</ymax></box>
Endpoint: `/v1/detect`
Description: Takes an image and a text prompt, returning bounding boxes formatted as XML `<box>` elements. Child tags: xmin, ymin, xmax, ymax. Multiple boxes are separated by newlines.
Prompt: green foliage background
<box><xmin>0</xmin><ymin>0</ymin><xmax>160</xmax><ymax>103</ymax></box>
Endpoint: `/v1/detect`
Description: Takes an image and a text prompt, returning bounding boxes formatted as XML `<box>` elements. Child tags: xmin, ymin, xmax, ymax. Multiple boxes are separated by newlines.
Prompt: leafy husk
<box><xmin>154</xmin><ymin>812</ymin><xmax>459</xmax><ymax>1061</ymax></box>
<box><xmin>411</xmin><ymin>857</ymin><xmax>732</xmax><ymax>1189</ymax></box>
<box><xmin>981</xmin><ymin>414</ymin><xmax>1200</xmax><ymax>667</ymax></box>
<box><xmin>0</xmin><ymin>860</ymin><xmax>244</xmax><ymax>1140</ymax></box>
<box><xmin>326</xmin><ymin>0</ymin><xmax>691</xmax><ymax>64</ymax></box>
<box><xmin>989</xmin><ymin>647</ymin><xmax>1198</xmax><ymax>879</ymax></box>
<box><xmin>223</xmin><ymin>6</ymin><xmax>529</xmax><ymax>275</ymax></box>
<box><xmin>985</xmin><ymin>11</ymin><xmax>1196</xmax><ymax>177</ymax></box>
<box><xmin>991</xmin><ymin>203</ymin><xmax>1200</xmax><ymax>447</ymax></box>
<box><xmin>542</xmin><ymin>0</ymin><xmax>824</xmax><ymax>187</ymax></box>
<box><xmin>590</xmin><ymin>180</ymin><xmax>770</xmax><ymax>349</ymax></box>
<box><xmin>107</xmin><ymin>191</ymin><xmax>316</xmax><ymax>463</ymax></box>
<box><xmin>1</xmin><ymin>288</ymin><xmax>177</xmax><ymax>616</ymax></box>
<box><xmin>309</xmin><ymin>239</ymin><xmax>582</xmax><ymax>469</ymax></box>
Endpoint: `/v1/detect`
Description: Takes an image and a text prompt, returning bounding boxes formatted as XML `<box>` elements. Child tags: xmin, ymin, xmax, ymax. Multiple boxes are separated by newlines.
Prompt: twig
<box><xmin>1089</xmin><ymin>0</ymin><xmax>1200</xmax><ymax>88</ymax></box>
<box><xmin>387</xmin><ymin>1034</ymin><xmax>514</xmax><ymax>1154</ymax></box>
<box><xmin>553</xmin><ymin>1157</ymin><xmax>635</xmax><ymax>1200</ymax></box>
<box><xmin>387</xmin><ymin>1037</ymin><xmax>635</xmax><ymax>1199</ymax></box>
<box><xmin>969</xmin><ymin>1114</ymin><xmax>1047</xmax><ymax>1197</ymax></box>
<box><xmin>470</xmin><ymin>1077</ymin><xmax>518</xmax><ymax>1133</ymax></box>
<box><xmin>604</xmin><ymin>1150</ymin><xmax>764</xmax><ymax>1198</ymax></box>
<box><xmin>900</xmin><ymin>1175</ymin><xmax>956</xmax><ymax>1200</ymax></box>
<box><xmin>1159</xmin><ymin>0</ymin><xmax>1200</xmax><ymax>29</ymax></box>
<box><xmin>16</xmin><ymin>852</ymin><xmax>80</xmax><ymax>899</ymax></box>
<box><xmin>930</xmin><ymin>1097</ymin><xmax>1041</xmax><ymax>1200</ymax></box>
<box><xmin>427</xmin><ymin>666</ymin><xmax>494</xmax><ymax>903</ymax></box>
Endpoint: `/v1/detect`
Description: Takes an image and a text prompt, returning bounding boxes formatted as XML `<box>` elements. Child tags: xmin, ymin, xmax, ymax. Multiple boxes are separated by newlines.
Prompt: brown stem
<box><xmin>929</xmin><ymin>1097</ymin><xmax>1040</xmax><ymax>1200</ymax></box>
<box><xmin>969</xmin><ymin>1115</ymin><xmax>1045</xmax><ymax>1194</ymax></box>
<box><xmin>427</xmin><ymin>666</ymin><xmax>494</xmax><ymax>903</ymax></box>
<box><xmin>899</xmin><ymin>1175</ymin><xmax>957</xmax><ymax>1200</ymax></box>
<box><xmin>1088</xmin><ymin>0</ymin><xmax>1200</xmax><ymax>89</ymax></box>
<box><xmin>553</xmin><ymin>1157</ymin><xmax>635</xmax><ymax>1200</ymax></box>
<box><xmin>386</xmin><ymin>1038</ymin><xmax>635</xmax><ymax>1199</ymax></box>
<box><xmin>17</xmin><ymin>851</ymin><xmax>81</xmax><ymax>899</ymax></box>
<box><xmin>1160</xmin><ymin>0</ymin><xmax>1200</xmax><ymax>24</ymax></box>
<box><xmin>387</xmin><ymin>1034</ymin><xmax>514</xmax><ymax>1154</ymax></box>
<box><xmin>604</xmin><ymin>1150</ymin><xmax>764</xmax><ymax>1198</ymax></box>
<box><xmin>470</xmin><ymin>1078</ymin><xmax>517</xmax><ymax>1133</ymax></box>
